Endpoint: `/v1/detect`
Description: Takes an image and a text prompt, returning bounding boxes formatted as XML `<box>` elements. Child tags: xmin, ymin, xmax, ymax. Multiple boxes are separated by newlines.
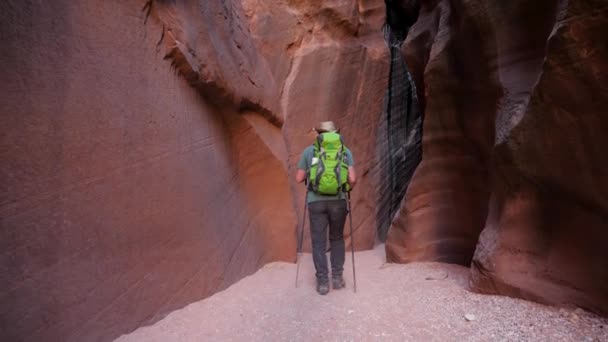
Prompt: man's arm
<box><xmin>295</xmin><ymin>147</ymin><xmax>309</xmax><ymax>183</ymax></box>
<box><xmin>346</xmin><ymin>148</ymin><xmax>356</xmax><ymax>189</ymax></box>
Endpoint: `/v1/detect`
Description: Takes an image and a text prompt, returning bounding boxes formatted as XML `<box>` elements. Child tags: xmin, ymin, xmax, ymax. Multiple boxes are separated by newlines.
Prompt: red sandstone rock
<box><xmin>470</xmin><ymin>0</ymin><xmax>608</xmax><ymax>316</ymax></box>
<box><xmin>386</xmin><ymin>0</ymin><xmax>502</xmax><ymax>265</ymax></box>
<box><xmin>386</xmin><ymin>0</ymin><xmax>608</xmax><ymax>315</ymax></box>
<box><xmin>1</xmin><ymin>1</ymin><xmax>295</xmax><ymax>341</ymax></box>
<box><xmin>1</xmin><ymin>0</ymin><xmax>388</xmax><ymax>340</ymax></box>
<box><xmin>243</xmin><ymin>0</ymin><xmax>389</xmax><ymax>252</ymax></box>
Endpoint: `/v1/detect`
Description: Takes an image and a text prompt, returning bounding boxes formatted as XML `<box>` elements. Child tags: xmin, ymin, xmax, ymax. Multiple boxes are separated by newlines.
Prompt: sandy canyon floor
<box><xmin>116</xmin><ymin>245</ymin><xmax>608</xmax><ymax>342</ymax></box>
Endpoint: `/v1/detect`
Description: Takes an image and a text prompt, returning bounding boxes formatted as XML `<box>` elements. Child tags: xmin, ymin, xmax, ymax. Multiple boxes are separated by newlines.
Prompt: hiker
<box><xmin>295</xmin><ymin>121</ymin><xmax>356</xmax><ymax>295</ymax></box>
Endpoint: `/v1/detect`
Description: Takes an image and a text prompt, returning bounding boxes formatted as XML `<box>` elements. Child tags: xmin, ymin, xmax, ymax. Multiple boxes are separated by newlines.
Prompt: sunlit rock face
<box><xmin>242</xmin><ymin>0</ymin><xmax>390</xmax><ymax>251</ymax></box>
<box><xmin>386</xmin><ymin>0</ymin><xmax>608</xmax><ymax>315</ymax></box>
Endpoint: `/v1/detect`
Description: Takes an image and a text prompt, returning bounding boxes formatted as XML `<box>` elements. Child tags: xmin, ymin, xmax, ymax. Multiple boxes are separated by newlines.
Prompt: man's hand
<box><xmin>348</xmin><ymin>166</ymin><xmax>356</xmax><ymax>189</ymax></box>
<box><xmin>295</xmin><ymin>169</ymin><xmax>306</xmax><ymax>183</ymax></box>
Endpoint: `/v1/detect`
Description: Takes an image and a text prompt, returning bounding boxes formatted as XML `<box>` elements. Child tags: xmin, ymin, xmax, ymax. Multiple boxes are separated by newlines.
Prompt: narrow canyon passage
<box><xmin>375</xmin><ymin>4</ymin><xmax>423</xmax><ymax>242</ymax></box>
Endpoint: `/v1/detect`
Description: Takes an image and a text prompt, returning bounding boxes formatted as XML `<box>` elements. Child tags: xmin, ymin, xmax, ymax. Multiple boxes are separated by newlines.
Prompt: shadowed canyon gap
<box><xmin>1</xmin><ymin>0</ymin><xmax>607</xmax><ymax>341</ymax></box>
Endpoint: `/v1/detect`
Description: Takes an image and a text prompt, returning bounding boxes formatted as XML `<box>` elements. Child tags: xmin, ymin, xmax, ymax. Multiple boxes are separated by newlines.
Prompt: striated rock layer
<box><xmin>374</xmin><ymin>0</ymin><xmax>424</xmax><ymax>242</ymax></box>
<box><xmin>471</xmin><ymin>0</ymin><xmax>608</xmax><ymax>316</ymax></box>
<box><xmin>0</xmin><ymin>1</ymin><xmax>296</xmax><ymax>341</ymax></box>
<box><xmin>386</xmin><ymin>0</ymin><xmax>502</xmax><ymax>265</ymax></box>
<box><xmin>1</xmin><ymin>0</ymin><xmax>390</xmax><ymax>341</ymax></box>
<box><xmin>386</xmin><ymin>0</ymin><xmax>608</xmax><ymax>315</ymax></box>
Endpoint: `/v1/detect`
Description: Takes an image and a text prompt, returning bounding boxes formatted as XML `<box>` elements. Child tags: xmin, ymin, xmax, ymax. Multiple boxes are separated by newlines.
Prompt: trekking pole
<box><xmin>295</xmin><ymin>189</ymin><xmax>307</xmax><ymax>288</ymax></box>
<box><xmin>347</xmin><ymin>192</ymin><xmax>357</xmax><ymax>293</ymax></box>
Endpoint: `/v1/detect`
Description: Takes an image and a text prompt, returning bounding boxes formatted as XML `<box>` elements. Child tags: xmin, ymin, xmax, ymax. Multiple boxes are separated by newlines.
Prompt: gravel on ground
<box><xmin>116</xmin><ymin>245</ymin><xmax>608</xmax><ymax>342</ymax></box>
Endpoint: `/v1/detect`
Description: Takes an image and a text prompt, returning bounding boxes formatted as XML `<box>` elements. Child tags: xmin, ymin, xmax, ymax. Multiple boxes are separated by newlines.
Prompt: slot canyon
<box><xmin>1</xmin><ymin>0</ymin><xmax>607</xmax><ymax>341</ymax></box>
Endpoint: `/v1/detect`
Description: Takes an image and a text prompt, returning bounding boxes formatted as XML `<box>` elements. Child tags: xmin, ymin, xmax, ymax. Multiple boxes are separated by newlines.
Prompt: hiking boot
<box><xmin>316</xmin><ymin>282</ymin><xmax>330</xmax><ymax>295</ymax></box>
<box><xmin>332</xmin><ymin>275</ymin><xmax>345</xmax><ymax>290</ymax></box>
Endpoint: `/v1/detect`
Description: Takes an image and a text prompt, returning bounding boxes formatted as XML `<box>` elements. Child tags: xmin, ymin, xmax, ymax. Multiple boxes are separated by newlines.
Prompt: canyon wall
<box><xmin>471</xmin><ymin>0</ymin><xmax>608</xmax><ymax>316</ymax></box>
<box><xmin>386</xmin><ymin>0</ymin><xmax>502</xmax><ymax>265</ymax></box>
<box><xmin>242</xmin><ymin>0</ymin><xmax>389</xmax><ymax>251</ymax></box>
<box><xmin>386</xmin><ymin>0</ymin><xmax>608</xmax><ymax>315</ymax></box>
<box><xmin>0</xmin><ymin>1</ymin><xmax>296</xmax><ymax>341</ymax></box>
<box><xmin>1</xmin><ymin>0</ymin><xmax>388</xmax><ymax>341</ymax></box>
<box><xmin>147</xmin><ymin>0</ymin><xmax>391</xmax><ymax>253</ymax></box>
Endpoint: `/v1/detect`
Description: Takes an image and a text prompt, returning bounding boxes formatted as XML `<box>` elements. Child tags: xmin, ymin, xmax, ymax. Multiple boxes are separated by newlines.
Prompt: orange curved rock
<box><xmin>386</xmin><ymin>0</ymin><xmax>502</xmax><ymax>265</ymax></box>
<box><xmin>1</xmin><ymin>1</ymin><xmax>294</xmax><ymax>341</ymax></box>
<box><xmin>1</xmin><ymin>0</ymin><xmax>389</xmax><ymax>340</ymax></box>
<box><xmin>386</xmin><ymin>0</ymin><xmax>608</xmax><ymax>315</ymax></box>
<box><xmin>470</xmin><ymin>0</ymin><xmax>608</xmax><ymax>316</ymax></box>
<box><xmin>244</xmin><ymin>0</ymin><xmax>389</xmax><ymax>252</ymax></box>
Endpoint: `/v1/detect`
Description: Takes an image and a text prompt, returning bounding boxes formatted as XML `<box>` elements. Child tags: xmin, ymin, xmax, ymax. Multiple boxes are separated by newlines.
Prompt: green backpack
<box><xmin>308</xmin><ymin>132</ymin><xmax>350</xmax><ymax>195</ymax></box>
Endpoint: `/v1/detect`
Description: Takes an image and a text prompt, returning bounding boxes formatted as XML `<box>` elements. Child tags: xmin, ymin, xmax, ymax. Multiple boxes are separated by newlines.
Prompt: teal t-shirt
<box><xmin>297</xmin><ymin>145</ymin><xmax>354</xmax><ymax>203</ymax></box>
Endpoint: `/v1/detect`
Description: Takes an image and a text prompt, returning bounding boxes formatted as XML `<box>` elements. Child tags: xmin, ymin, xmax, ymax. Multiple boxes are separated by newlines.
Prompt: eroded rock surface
<box><xmin>1</xmin><ymin>0</ymin><xmax>389</xmax><ymax>341</ymax></box>
<box><xmin>386</xmin><ymin>0</ymin><xmax>502</xmax><ymax>264</ymax></box>
<box><xmin>243</xmin><ymin>0</ymin><xmax>389</xmax><ymax>251</ymax></box>
<box><xmin>471</xmin><ymin>0</ymin><xmax>608</xmax><ymax>316</ymax></box>
<box><xmin>1</xmin><ymin>1</ymin><xmax>295</xmax><ymax>341</ymax></box>
<box><xmin>386</xmin><ymin>0</ymin><xmax>608</xmax><ymax>315</ymax></box>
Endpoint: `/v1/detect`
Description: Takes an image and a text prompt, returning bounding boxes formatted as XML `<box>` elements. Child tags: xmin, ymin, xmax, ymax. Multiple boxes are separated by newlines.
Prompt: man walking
<box><xmin>295</xmin><ymin>121</ymin><xmax>356</xmax><ymax>295</ymax></box>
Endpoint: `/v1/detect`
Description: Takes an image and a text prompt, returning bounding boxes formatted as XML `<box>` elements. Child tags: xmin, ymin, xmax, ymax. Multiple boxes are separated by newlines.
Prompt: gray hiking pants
<box><xmin>308</xmin><ymin>199</ymin><xmax>348</xmax><ymax>283</ymax></box>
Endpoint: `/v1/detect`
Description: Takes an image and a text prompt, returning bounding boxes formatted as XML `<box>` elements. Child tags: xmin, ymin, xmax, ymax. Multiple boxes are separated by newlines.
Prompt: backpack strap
<box><xmin>312</xmin><ymin>135</ymin><xmax>325</xmax><ymax>192</ymax></box>
<box><xmin>335</xmin><ymin>135</ymin><xmax>345</xmax><ymax>194</ymax></box>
